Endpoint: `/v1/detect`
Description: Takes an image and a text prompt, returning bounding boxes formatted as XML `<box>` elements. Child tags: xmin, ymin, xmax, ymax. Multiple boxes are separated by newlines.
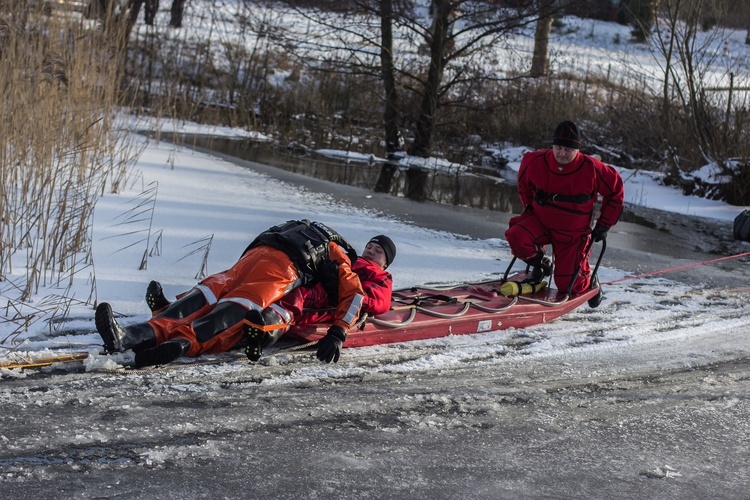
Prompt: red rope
<box><xmin>603</xmin><ymin>250</ymin><xmax>750</xmax><ymax>285</ymax></box>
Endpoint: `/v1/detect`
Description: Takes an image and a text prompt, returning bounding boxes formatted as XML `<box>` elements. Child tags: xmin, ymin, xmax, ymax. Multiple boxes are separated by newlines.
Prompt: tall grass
<box><xmin>0</xmin><ymin>5</ymin><xmax>138</xmax><ymax>343</ymax></box>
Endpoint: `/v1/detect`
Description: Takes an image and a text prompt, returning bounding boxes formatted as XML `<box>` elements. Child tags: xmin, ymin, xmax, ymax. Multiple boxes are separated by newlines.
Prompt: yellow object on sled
<box><xmin>500</xmin><ymin>280</ymin><xmax>548</xmax><ymax>297</ymax></box>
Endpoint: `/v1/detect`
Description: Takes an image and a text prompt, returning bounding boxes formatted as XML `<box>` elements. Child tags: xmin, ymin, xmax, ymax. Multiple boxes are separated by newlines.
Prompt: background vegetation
<box><xmin>1</xmin><ymin>1</ymin><xmax>138</xmax><ymax>330</ymax></box>
<box><xmin>109</xmin><ymin>0</ymin><xmax>750</xmax><ymax>202</ymax></box>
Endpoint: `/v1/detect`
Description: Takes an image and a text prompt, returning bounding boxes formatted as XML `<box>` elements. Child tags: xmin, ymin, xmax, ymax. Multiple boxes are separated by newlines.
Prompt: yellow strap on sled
<box><xmin>500</xmin><ymin>280</ymin><xmax>548</xmax><ymax>297</ymax></box>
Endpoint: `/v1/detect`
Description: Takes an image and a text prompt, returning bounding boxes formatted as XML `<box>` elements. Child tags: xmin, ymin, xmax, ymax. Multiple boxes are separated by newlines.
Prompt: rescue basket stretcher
<box><xmin>286</xmin><ymin>241</ymin><xmax>606</xmax><ymax>348</ymax></box>
<box><xmin>286</xmin><ymin>274</ymin><xmax>599</xmax><ymax>347</ymax></box>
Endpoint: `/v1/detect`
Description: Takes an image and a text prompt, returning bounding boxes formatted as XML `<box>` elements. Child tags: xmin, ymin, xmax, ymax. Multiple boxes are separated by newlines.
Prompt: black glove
<box><xmin>316</xmin><ymin>325</ymin><xmax>346</xmax><ymax>363</ymax></box>
<box><xmin>591</xmin><ymin>224</ymin><xmax>608</xmax><ymax>242</ymax></box>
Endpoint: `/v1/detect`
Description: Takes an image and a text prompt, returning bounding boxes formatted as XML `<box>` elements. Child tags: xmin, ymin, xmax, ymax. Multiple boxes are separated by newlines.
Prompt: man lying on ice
<box><xmin>94</xmin><ymin>220</ymin><xmax>396</xmax><ymax>367</ymax></box>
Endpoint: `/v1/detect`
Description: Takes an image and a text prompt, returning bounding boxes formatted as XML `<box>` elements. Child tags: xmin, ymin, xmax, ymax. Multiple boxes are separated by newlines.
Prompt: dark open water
<box><xmin>162</xmin><ymin>134</ymin><xmax>524</xmax><ymax>214</ymax></box>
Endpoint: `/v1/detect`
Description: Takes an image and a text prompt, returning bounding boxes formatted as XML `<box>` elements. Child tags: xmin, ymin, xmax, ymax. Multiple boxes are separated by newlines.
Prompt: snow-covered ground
<box><xmin>0</xmin><ymin>132</ymin><xmax>748</xmax><ymax>497</ymax></box>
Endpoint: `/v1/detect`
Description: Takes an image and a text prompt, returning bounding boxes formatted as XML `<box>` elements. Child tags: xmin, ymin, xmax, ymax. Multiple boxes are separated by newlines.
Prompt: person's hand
<box><xmin>591</xmin><ymin>224</ymin><xmax>608</xmax><ymax>242</ymax></box>
<box><xmin>316</xmin><ymin>325</ymin><xmax>346</xmax><ymax>363</ymax></box>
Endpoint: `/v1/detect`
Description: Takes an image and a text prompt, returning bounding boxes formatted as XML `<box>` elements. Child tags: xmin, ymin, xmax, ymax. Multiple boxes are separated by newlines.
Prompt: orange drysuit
<box><xmin>146</xmin><ymin>239</ymin><xmax>363</xmax><ymax>357</ymax></box>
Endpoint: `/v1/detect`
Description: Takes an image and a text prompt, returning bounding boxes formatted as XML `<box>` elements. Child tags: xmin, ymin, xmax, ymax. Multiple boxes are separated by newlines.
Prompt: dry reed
<box><xmin>0</xmin><ymin>4</ymin><xmax>139</xmax><ymax>348</ymax></box>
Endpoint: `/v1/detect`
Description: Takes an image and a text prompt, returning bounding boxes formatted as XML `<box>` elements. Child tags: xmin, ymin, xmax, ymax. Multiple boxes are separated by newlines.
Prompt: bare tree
<box><xmin>144</xmin><ymin>0</ymin><xmax>159</xmax><ymax>26</ymax></box>
<box><xmin>279</xmin><ymin>1</ymin><xmax>542</xmax><ymax>159</ymax></box>
<box><xmin>407</xmin><ymin>0</ymin><xmax>458</xmax><ymax>157</ymax></box>
<box><xmin>169</xmin><ymin>0</ymin><xmax>186</xmax><ymax>28</ymax></box>
<box><xmin>530</xmin><ymin>0</ymin><xmax>556</xmax><ymax>77</ymax></box>
<box><xmin>653</xmin><ymin>0</ymin><xmax>745</xmax><ymax>171</ymax></box>
<box><xmin>380</xmin><ymin>0</ymin><xmax>403</xmax><ymax>157</ymax></box>
<box><xmin>405</xmin><ymin>2</ymin><xmax>539</xmax><ymax>157</ymax></box>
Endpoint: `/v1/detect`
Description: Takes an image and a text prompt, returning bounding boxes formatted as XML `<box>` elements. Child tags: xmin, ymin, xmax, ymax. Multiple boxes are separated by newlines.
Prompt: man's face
<box><xmin>552</xmin><ymin>145</ymin><xmax>579</xmax><ymax>165</ymax></box>
<box><xmin>362</xmin><ymin>242</ymin><xmax>387</xmax><ymax>268</ymax></box>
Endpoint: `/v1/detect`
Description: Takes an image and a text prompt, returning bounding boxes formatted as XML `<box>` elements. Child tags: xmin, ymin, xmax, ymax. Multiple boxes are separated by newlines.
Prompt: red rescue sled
<box><xmin>287</xmin><ymin>242</ymin><xmax>605</xmax><ymax>348</ymax></box>
<box><xmin>287</xmin><ymin>273</ymin><xmax>599</xmax><ymax>347</ymax></box>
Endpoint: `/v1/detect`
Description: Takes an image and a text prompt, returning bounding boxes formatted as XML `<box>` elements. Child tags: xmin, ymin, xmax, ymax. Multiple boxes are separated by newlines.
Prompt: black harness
<box><xmin>245</xmin><ymin>220</ymin><xmax>357</xmax><ymax>285</ymax></box>
<box><xmin>533</xmin><ymin>189</ymin><xmax>594</xmax><ymax>205</ymax></box>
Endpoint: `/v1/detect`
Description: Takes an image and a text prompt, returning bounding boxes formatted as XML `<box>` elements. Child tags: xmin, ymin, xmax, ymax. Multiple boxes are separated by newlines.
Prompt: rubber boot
<box><xmin>244</xmin><ymin>308</ymin><xmax>290</xmax><ymax>362</ymax></box>
<box><xmin>524</xmin><ymin>254</ymin><xmax>553</xmax><ymax>284</ymax></box>
<box><xmin>588</xmin><ymin>275</ymin><xmax>603</xmax><ymax>308</ymax></box>
<box><xmin>192</xmin><ymin>301</ymin><xmax>249</xmax><ymax>343</ymax></box>
<box><xmin>260</xmin><ymin>307</ymin><xmax>290</xmax><ymax>349</ymax></box>
<box><xmin>244</xmin><ymin>324</ymin><xmax>264</xmax><ymax>362</ymax></box>
<box><xmin>134</xmin><ymin>338</ymin><xmax>191</xmax><ymax>368</ymax></box>
<box><xmin>95</xmin><ymin>302</ymin><xmax>157</xmax><ymax>353</ymax></box>
<box><xmin>146</xmin><ymin>280</ymin><xmax>171</xmax><ymax>314</ymax></box>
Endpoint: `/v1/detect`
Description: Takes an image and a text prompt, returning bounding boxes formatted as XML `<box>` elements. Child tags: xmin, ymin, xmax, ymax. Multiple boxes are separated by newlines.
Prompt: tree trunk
<box><xmin>407</xmin><ymin>0</ymin><xmax>452</xmax><ymax>158</ymax></box>
<box><xmin>379</xmin><ymin>0</ymin><xmax>402</xmax><ymax>156</ymax></box>
<box><xmin>375</xmin><ymin>0</ymin><xmax>404</xmax><ymax>194</ymax></box>
<box><xmin>144</xmin><ymin>0</ymin><xmax>159</xmax><ymax>26</ymax></box>
<box><xmin>374</xmin><ymin>163</ymin><xmax>399</xmax><ymax>193</ymax></box>
<box><xmin>170</xmin><ymin>0</ymin><xmax>186</xmax><ymax>28</ymax></box>
<box><xmin>746</xmin><ymin>22</ymin><xmax>750</xmax><ymax>45</ymax></box>
<box><xmin>122</xmin><ymin>0</ymin><xmax>145</xmax><ymax>40</ymax></box>
<box><xmin>530</xmin><ymin>1</ymin><xmax>554</xmax><ymax>77</ymax></box>
<box><xmin>405</xmin><ymin>166</ymin><xmax>430</xmax><ymax>201</ymax></box>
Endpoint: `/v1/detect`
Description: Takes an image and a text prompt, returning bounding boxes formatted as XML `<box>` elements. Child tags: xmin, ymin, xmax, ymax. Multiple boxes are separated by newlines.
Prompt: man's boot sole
<box><xmin>95</xmin><ymin>303</ymin><xmax>120</xmax><ymax>353</ymax></box>
<box><xmin>245</xmin><ymin>324</ymin><xmax>263</xmax><ymax>362</ymax></box>
<box><xmin>146</xmin><ymin>280</ymin><xmax>171</xmax><ymax>313</ymax></box>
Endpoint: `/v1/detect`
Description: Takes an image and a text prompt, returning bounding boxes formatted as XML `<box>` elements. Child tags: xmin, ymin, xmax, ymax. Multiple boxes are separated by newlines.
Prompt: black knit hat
<box><xmin>552</xmin><ymin>120</ymin><xmax>581</xmax><ymax>149</ymax></box>
<box><xmin>368</xmin><ymin>235</ymin><xmax>396</xmax><ymax>268</ymax></box>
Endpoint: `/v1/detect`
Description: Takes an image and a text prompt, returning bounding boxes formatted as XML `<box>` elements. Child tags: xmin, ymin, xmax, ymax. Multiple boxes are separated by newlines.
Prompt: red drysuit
<box><xmin>279</xmin><ymin>257</ymin><xmax>393</xmax><ymax>325</ymax></box>
<box><xmin>505</xmin><ymin>149</ymin><xmax>624</xmax><ymax>294</ymax></box>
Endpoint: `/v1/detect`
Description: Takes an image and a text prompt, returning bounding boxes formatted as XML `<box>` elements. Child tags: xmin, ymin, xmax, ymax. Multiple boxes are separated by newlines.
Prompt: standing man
<box><xmin>505</xmin><ymin>120</ymin><xmax>624</xmax><ymax>306</ymax></box>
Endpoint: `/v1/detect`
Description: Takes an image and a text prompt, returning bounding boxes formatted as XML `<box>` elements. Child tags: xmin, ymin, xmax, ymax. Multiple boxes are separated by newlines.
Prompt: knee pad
<box><xmin>260</xmin><ymin>307</ymin><xmax>291</xmax><ymax>349</ymax></box>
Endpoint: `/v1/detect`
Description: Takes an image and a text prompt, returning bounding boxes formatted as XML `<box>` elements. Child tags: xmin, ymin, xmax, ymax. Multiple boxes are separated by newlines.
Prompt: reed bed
<box><xmin>0</xmin><ymin>4</ymin><xmax>138</xmax><ymax>346</ymax></box>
